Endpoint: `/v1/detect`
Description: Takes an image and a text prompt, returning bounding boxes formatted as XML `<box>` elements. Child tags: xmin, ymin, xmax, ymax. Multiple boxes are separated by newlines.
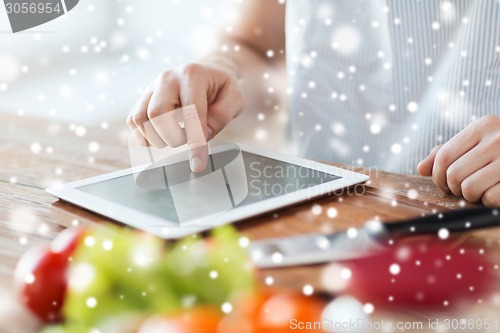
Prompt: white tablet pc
<box><xmin>47</xmin><ymin>143</ymin><xmax>369</xmax><ymax>239</ymax></box>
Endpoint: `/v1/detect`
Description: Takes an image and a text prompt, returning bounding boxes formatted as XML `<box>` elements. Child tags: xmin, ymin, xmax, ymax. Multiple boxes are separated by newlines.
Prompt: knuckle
<box><xmin>446</xmin><ymin>166</ymin><xmax>461</xmax><ymax>187</ymax></box>
<box><xmin>481</xmin><ymin>114</ymin><xmax>498</xmax><ymax>124</ymax></box>
<box><xmin>435</xmin><ymin>146</ymin><xmax>451</xmax><ymax>166</ymax></box>
<box><xmin>490</xmin><ymin>131</ymin><xmax>500</xmax><ymax>146</ymax></box>
<box><xmin>482</xmin><ymin>189</ymin><xmax>500</xmax><ymax>207</ymax></box>
<box><xmin>461</xmin><ymin>179</ymin><xmax>479</xmax><ymax>203</ymax></box>
<box><xmin>180</xmin><ymin>63</ymin><xmax>202</xmax><ymax>78</ymax></box>
<box><xmin>147</xmin><ymin>107</ymin><xmax>163</xmax><ymax>120</ymax></box>
<box><xmin>131</xmin><ymin>112</ymin><xmax>147</xmax><ymax>126</ymax></box>
<box><xmin>469</xmin><ymin>118</ymin><xmax>482</xmax><ymax>132</ymax></box>
<box><xmin>431</xmin><ymin>144</ymin><xmax>443</xmax><ymax>155</ymax></box>
<box><xmin>475</xmin><ymin>114</ymin><xmax>497</xmax><ymax>131</ymax></box>
<box><xmin>158</xmin><ymin>70</ymin><xmax>174</xmax><ymax>82</ymax></box>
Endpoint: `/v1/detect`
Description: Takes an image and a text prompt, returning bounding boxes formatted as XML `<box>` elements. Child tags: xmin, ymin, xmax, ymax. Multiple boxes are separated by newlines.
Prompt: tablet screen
<box><xmin>77</xmin><ymin>150</ymin><xmax>341</xmax><ymax>222</ymax></box>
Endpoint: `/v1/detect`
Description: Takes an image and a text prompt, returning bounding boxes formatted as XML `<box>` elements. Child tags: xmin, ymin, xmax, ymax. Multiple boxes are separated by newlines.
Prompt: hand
<box><xmin>417</xmin><ymin>115</ymin><xmax>500</xmax><ymax>206</ymax></box>
<box><xmin>127</xmin><ymin>63</ymin><xmax>244</xmax><ymax>172</ymax></box>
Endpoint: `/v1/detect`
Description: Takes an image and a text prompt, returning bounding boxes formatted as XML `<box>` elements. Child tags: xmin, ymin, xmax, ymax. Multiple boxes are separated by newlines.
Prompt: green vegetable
<box><xmin>55</xmin><ymin>225</ymin><xmax>255</xmax><ymax>331</ymax></box>
<box><xmin>164</xmin><ymin>226</ymin><xmax>255</xmax><ymax>305</ymax></box>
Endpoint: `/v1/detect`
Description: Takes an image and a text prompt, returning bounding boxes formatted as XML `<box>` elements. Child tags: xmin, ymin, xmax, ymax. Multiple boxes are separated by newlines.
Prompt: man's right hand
<box><xmin>126</xmin><ymin>62</ymin><xmax>245</xmax><ymax>173</ymax></box>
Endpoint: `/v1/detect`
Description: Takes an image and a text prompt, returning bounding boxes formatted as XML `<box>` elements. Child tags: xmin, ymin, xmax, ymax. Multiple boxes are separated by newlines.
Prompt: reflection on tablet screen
<box><xmin>77</xmin><ymin>151</ymin><xmax>341</xmax><ymax>223</ymax></box>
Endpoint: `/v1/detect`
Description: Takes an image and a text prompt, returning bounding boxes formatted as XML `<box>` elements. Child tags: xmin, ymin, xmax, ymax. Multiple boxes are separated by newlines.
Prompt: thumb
<box><xmin>417</xmin><ymin>144</ymin><xmax>442</xmax><ymax>176</ymax></box>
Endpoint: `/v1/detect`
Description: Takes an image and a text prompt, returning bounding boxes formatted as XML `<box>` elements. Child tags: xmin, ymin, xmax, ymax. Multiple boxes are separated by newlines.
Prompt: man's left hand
<box><xmin>417</xmin><ymin>115</ymin><xmax>500</xmax><ymax>207</ymax></box>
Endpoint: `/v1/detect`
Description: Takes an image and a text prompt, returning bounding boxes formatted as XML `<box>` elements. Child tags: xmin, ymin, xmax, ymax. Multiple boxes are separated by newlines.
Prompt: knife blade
<box><xmin>249</xmin><ymin>207</ymin><xmax>499</xmax><ymax>268</ymax></box>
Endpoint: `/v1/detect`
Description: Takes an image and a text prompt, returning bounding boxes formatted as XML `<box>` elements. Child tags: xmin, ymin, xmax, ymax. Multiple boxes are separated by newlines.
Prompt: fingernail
<box><xmin>190</xmin><ymin>156</ymin><xmax>203</xmax><ymax>172</ymax></box>
<box><xmin>207</xmin><ymin>127</ymin><xmax>214</xmax><ymax>141</ymax></box>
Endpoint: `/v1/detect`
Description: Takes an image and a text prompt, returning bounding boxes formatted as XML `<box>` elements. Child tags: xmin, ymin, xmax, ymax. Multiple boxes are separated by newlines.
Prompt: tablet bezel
<box><xmin>46</xmin><ymin>143</ymin><xmax>369</xmax><ymax>239</ymax></box>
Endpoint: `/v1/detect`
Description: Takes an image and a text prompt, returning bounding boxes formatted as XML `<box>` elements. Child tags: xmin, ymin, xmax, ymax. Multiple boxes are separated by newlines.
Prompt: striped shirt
<box><xmin>286</xmin><ymin>0</ymin><xmax>500</xmax><ymax>174</ymax></box>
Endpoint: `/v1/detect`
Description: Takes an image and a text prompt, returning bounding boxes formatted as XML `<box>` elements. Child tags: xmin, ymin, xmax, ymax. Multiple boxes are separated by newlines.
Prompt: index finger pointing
<box><xmin>182</xmin><ymin>104</ymin><xmax>209</xmax><ymax>173</ymax></box>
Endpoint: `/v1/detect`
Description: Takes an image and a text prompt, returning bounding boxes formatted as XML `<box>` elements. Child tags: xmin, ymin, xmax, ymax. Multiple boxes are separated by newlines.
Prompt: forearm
<box><xmin>194</xmin><ymin>0</ymin><xmax>287</xmax><ymax>144</ymax></box>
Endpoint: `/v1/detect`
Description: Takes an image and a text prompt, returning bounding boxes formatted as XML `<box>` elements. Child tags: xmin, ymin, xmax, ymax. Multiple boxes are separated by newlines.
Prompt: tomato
<box><xmin>257</xmin><ymin>292</ymin><xmax>325</xmax><ymax>333</ymax></box>
<box><xmin>138</xmin><ymin>307</ymin><xmax>222</xmax><ymax>333</ymax></box>
<box><xmin>339</xmin><ymin>240</ymin><xmax>494</xmax><ymax>310</ymax></box>
<box><xmin>219</xmin><ymin>290</ymin><xmax>326</xmax><ymax>333</ymax></box>
<box><xmin>50</xmin><ymin>228</ymin><xmax>86</xmax><ymax>257</ymax></box>
<box><xmin>14</xmin><ymin>245</ymin><xmax>68</xmax><ymax>322</ymax></box>
<box><xmin>14</xmin><ymin>228</ymin><xmax>86</xmax><ymax>322</ymax></box>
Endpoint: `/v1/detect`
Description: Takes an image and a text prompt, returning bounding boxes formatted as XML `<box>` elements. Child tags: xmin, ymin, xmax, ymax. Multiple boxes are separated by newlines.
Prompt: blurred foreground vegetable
<box><xmin>14</xmin><ymin>228</ymin><xmax>86</xmax><ymax>322</ymax></box>
<box><xmin>136</xmin><ymin>290</ymin><xmax>326</xmax><ymax>333</ymax></box>
<box><xmin>15</xmin><ymin>225</ymin><xmax>259</xmax><ymax>332</ymax></box>
<box><xmin>138</xmin><ymin>306</ymin><xmax>222</xmax><ymax>333</ymax></box>
<box><xmin>218</xmin><ymin>290</ymin><xmax>326</xmax><ymax>333</ymax></box>
<box><xmin>322</xmin><ymin>239</ymin><xmax>495</xmax><ymax>310</ymax></box>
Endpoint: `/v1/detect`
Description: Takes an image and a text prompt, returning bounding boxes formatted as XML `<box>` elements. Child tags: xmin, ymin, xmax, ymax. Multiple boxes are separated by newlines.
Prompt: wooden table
<box><xmin>1</xmin><ymin>113</ymin><xmax>499</xmax><ymax>333</ymax></box>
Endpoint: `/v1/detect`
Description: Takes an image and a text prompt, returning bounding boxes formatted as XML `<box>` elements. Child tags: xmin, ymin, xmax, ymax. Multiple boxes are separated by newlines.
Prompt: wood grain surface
<box><xmin>0</xmin><ymin>113</ymin><xmax>498</xmax><ymax>333</ymax></box>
